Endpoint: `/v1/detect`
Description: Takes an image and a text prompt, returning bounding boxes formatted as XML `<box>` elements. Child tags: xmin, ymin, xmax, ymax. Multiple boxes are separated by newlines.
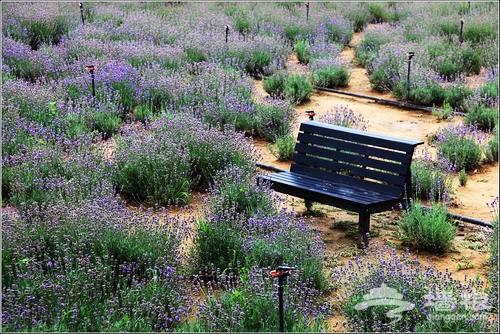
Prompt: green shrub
<box><xmin>394</xmin><ymin>79</ymin><xmax>446</xmax><ymax>105</ymax></box>
<box><xmin>432</xmin><ymin>102</ymin><xmax>454</xmax><ymax>121</ymax></box>
<box><xmin>462</xmin><ymin>21</ymin><xmax>498</xmax><ymax>45</ymax></box>
<box><xmin>134</xmin><ymin>104</ymin><xmax>153</xmax><ymax>122</ymax></box>
<box><xmin>294</xmin><ymin>39</ymin><xmax>310</xmax><ymax>64</ymax></box>
<box><xmin>411</xmin><ymin>150</ymin><xmax>455</xmax><ymax>202</ymax></box>
<box><xmin>113</xmin><ymin>129</ymin><xmax>192</xmax><ymax>207</ymax></box>
<box><xmin>458</xmin><ymin>168</ymin><xmax>468</xmax><ymax>186</ymax></box>
<box><xmin>268</xmin><ymin>133</ymin><xmax>296</xmax><ymax>161</ymax></box>
<box><xmin>443</xmin><ymin>83</ymin><xmax>475</xmax><ymax>112</ymax></box>
<box><xmin>398</xmin><ymin>202</ymin><xmax>456</xmax><ymax>253</ymax></box>
<box><xmin>254</xmin><ymin>100</ymin><xmax>296</xmax><ymax>141</ymax></box>
<box><xmin>464</xmin><ymin>105</ymin><xmax>499</xmax><ymax>132</ymax></box>
<box><xmin>436</xmin><ymin>124</ymin><xmax>486</xmax><ymax>171</ymax></box>
<box><xmin>93</xmin><ymin>109</ymin><xmax>122</xmax><ymax>138</ymax></box>
<box><xmin>311</xmin><ymin>66</ymin><xmax>350</xmax><ymax>88</ymax></box>
<box><xmin>479</xmin><ymin>79</ymin><xmax>499</xmax><ymax>101</ymax></box>
<box><xmin>485</xmin><ymin>128</ymin><xmax>499</xmax><ymax>163</ymax></box>
<box><xmin>245</xmin><ymin>51</ymin><xmax>272</xmax><ymax>74</ymax></box>
<box><xmin>284</xmin><ymin>74</ymin><xmax>313</xmax><ymax>104</ymax></box>
<box><xmin>367</xmin><ymin>2</ymin><xmax>388</xmax><ymax>23</ymax></box>
<box><xmin>262</xmin><ymin>73</ymin><xmax>287</xmax><ymax>96</ymax></box>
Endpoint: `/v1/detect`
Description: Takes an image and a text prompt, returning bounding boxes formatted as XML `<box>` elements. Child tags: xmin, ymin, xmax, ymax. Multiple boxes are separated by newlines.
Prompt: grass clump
<box><xmin>284</xmin><ymin>74</ymin><xmax>313</xmax><ymax>104</ymax></box>
<box><xmin>268</xmin><ymin>133</ymin><xmax>296</xmax><ymax>161</ymax></box>
<box><xmin>398</xmin><ymin>202</ymin><xmax>456</xmax><ymax>253</ymax></box>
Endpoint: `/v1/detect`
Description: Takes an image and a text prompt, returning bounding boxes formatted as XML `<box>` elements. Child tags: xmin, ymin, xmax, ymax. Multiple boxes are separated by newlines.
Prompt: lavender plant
<box><xmin>192</xmin><ymin>164</ymin><xmax>327</xmax><ymax>290</ymax></box>
<box><xmin>411</xmin><ymin>147</ymin><xmax>455</xmax><ymax>202</ymax></box>
<box><xmin>333</xmin><ymin>241</ymin><xmax>497</xmax><ymax>332</ymax></box>
<box><xmin>179</xmin><ymin>266</ymin><xmax>330</xmax><ymax>332</ymax></box>
<box><xmin>398</xmin><ymin>202</ymin><xmax>456</xmax><ymax>253</ymax></box>
<box><xmin>317</xmin><ymin>105</ymin><xmax>370</xmax><ymax>131</ymax></box>
<box><xmin>435</xmin><ymin>123</ymin><xmax>488</xmax><ymax>171</ymax></box>
<box><xmin>2</xmin><ymin>198</ymin><xmax>192</xmax><ymax>332</ymax></box>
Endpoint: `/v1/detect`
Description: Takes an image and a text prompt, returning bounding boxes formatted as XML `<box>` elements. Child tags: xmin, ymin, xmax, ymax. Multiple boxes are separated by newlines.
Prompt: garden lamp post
<box><xmin>270</xmin><ymin>265</ymin><xmax>295</xmax><ymax>332</ymax></box>
<box><xmin>225</xmin><ymin>24</ymin><xmax>231</xmax><ymax>43</ymax></box>
<box><xmin>460</xmin><ymin>19</ymin><xmax>464</xmax><ymax>45</ymax></box>
<box><xmin>305</xmin><ymin>110</ymin><xmax>316</xmax><ymax>120</ymax></box>
<box><xmin>79</xmin><ymin>2</ymin><xmax>85</xmax><ymax>25</ymax></box>
<box><xmin>305</xmin><ymin>2</ymin><xmax>310</xmax><ymax>23</ymax></box>
<box><xmin>406</xmin><ymin>52</ymin><xmax>414</xmax><ymax>103</ymax></box>
<box><xmin>86</xmin><ymin>65</ymin><xmax>96</xmax><ymax>97</ymax></box>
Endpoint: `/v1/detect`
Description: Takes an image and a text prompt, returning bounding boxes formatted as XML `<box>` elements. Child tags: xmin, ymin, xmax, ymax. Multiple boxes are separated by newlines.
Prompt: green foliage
<box><xmin>254</xmin><ymin>102</ymin><xmax>295</xmax><ymax>141</ymax></box>
<box><xmin>294</xmin><ymin>39</ymin><xmax>310</xmax><ymax>64</ymax></box>
<box><xmin>93</xmin><ymin>110</ymin><xmax>122</xmax><ymax>138</ymax></box>
<box><xmin>268</xmin><ymin>133</ymin><xmax>296</xmax><ymax>161</ymax></box>
<box><xmin>411</xmin><ymin>153</ymin><xmax>455</xmax><ymax>202</ymax></box>
<box><xmin>394</xmin><ymin>79</ymin><xmax>446</xmax><ymax>105</ymax></box>
<box><xmin>366</xmin><ymin>2</ymin><xmax>388</xmax><ymax>23</ymax></box>
<box><xmin>465</xmin><ymin>105</ymin><xmax>499</xmax><ymax>132</ymax></box>
<box><xmin>432</xmin><ymin>102</ymin><xmax>454</xmax><ymax>121</ymax></box>
<box><xmin>262</xmin><ymin>73</ymin><xmax>287</xmax><ymax>96</ymax></box>
<box><xmin>462</xmin><ymin>20</ymin><xmax>498</xmax><ymax>45</ymax></box>
<box><xmin>284</xmin><ymin>74</ymin><xmax>313</xmax><ymax>104</ymax></box>
<box><xmin>345</xmin><ymin>7</ymin><xmax>369</xmax><ymax>32</ymax></box>
<box><xmin>398</xmin><ymin>203</ymin><xmax>456</xmax><ymax>253</ymax></box>
<box><xmin>114</xmin><ymin>135</ymin><xmax>192</xmax><ymax>207</ymax></box>
<box><xmin>311</xmin><ymin>66</ymin><xmax>350</xmax><ymax>88</ymax></box>
<box><xmin>458</xmin><ymin>168</ymin><xmax>468</xmax><ymax>187</ymax></box>
<box><xmin>245</xmin><ymin>51</ymin><xmax>271</xmax><ymax>74</ymax></box>
<box><xmin>133</xmin><ymin>104</ymin><xmax>153</xmax><ymax>122</ymax></box>
<box><xmin>479</xmin><ymin>79</ymin><xmax>499</xmax><ymax>101</ymax></box>
<box><xmin>485</xmin><ymin>129</ymin><xmax>499</xmax><ymax>163</ymax></box>
<box><xmin>186</xmin><ymin>48</ymin><xmax>207</xmax><ymax>63</ymax></box>
<box><xmin>443</xmin><ymin>83</ymin><xmax>475</xmax><ymax>112</ymax></box>
<box><xmin>355</xmin><ymin>33</ymin><xmax>390</xmax><ymax>68</ymax></box>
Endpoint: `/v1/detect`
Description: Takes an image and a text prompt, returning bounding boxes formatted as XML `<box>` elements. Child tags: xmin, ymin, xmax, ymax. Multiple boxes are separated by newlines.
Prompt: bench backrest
<box><xmin>290</xmin><ymin>121</ymin><xmax>424</xmax><ymax>199</ymax></box>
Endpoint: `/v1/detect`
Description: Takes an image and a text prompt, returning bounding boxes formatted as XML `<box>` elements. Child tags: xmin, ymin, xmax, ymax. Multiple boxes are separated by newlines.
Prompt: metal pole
<box><xmin>406</xmin><ymin>52</ymin><xmax>414</xmax><ymax>103</ymax></box>
<box><xmin>306</xmin><ymin>2</ymin><xmax>310</xmax><ymax>23</ymax></box>
<box><xmin>86</xmin><ymin>65</ymin><xmax>96</xmax><ymax>97</ymax></box>
<box><xmin>225</xmin><ymin>25</ymin><xmax>230</xmax><ymax>43</ymax></box>
<box><xmin>278</xmin><ymin>276</ymin><xmax>285</xmax><ymax>332</ymax></box>
<box><xmin>79</xmin><ymin>3</ymin><xmax>85</xmax><ymax>25</ymax></box>
<box><xmin>460</xmin><ymin>19</ymin><xmax>464</xmax><ymax>45</ymax></box>
<box><xmin>270</xmin><ymin>265</ymin><xmax>295</xmax><ymax>333</ymax></box>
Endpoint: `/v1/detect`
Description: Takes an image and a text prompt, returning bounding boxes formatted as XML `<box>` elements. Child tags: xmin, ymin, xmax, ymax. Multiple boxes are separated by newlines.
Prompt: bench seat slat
<box><xmin>290</xmin><ymin>163</ymin><xmax>404</xmax><ymax>197</ymax></box>
<box><xmin>261</xmin><ymin>172</ymin><xmax>401</xmax><ymax>210</ymax></box>
<box><xmin>292</xmin><ymin>153</ymin><xmax>407</xmax><ymax>187</ymax></box>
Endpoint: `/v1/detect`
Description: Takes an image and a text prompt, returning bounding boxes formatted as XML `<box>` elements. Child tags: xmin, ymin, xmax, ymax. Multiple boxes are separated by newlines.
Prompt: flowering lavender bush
<box><xmin>317</xmin><ymin>104</ymin><xmax>370</xmax><ymax>131</ymax></box>
<box><xmin>191</xmin><ymin>164</ymin><xmax>327</xmax><ymax>291</ymax></box>
<box><xmin>179</xmin><ymin>265</ymin><xmax>330</xmax><ymax>332</ymax></box>
<box><xmin>411</xmin><ymin>147</ymin><xmax>455</xmax><ymax>202</ymax></box>
<box><xmin>435</xmin><ymin>123</ymin><xmax>488</xmax><ymax>171</ymax></box>
<box><xmin>485</xmin><ymin>127</ymin><xmax>499</xmax><ymax>163</ymax></box>
<box><xmin>2</xmin><ymin>199</ymin><xmax>192</xmax><ymax>332</ymax></box>
<box><xmin>114</xmin><ymin>114</ymin><xmax>258</xmax><ymax>206</ymax></box>
<box><xmin>333</xmin><ymin>242</ymin><xmax>497</xmax><ymax>332</ymax></box>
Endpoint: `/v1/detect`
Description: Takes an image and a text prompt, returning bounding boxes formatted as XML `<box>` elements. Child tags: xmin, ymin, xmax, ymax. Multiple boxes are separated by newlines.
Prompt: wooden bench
<box><xmin>259</xmin><ymin>121</ymin><xmax>423</xmax><ymax>247</ymax></box>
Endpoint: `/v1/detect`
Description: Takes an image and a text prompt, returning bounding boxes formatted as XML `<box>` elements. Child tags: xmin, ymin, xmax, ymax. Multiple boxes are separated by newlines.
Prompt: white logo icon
<box><xmin>354</xmin><ymin>283</ymin><xmax>415</xmax><ymax>324</ymax></box>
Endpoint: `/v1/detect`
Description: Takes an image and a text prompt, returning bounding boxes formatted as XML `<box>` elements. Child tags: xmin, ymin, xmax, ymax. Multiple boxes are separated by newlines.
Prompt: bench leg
<box><xmin>357</xmin><ymin>208</ymin><xmax>370</xmax><ymax>248</ymax></box>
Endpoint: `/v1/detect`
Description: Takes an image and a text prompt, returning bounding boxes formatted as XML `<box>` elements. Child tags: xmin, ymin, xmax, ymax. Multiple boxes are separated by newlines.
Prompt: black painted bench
<box><xmin>259</xmin><ymin>121</ymin><xmax>423</xmax><ymax>247</ymax></box>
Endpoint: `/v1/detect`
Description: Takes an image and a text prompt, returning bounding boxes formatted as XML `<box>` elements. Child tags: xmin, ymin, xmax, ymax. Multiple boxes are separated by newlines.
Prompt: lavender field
<box><xmin>1</xmin><ymin>2</ymin><xmax>499</xmax><ymax>332</ymax></box>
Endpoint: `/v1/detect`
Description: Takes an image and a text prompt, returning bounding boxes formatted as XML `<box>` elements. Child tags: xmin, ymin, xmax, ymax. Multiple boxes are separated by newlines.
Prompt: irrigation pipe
<box><xmin>256</xmin><ymin>163</ymin><xmax>493</xmax><ymax>229</ymax></box>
